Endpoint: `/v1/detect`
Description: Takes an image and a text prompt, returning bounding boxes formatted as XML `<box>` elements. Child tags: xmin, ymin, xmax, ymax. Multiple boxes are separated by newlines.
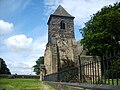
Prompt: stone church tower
<box><xmin>44</xmin><ymin>5</ymin><xmax>78</xmax><ymax>75</ymax></box>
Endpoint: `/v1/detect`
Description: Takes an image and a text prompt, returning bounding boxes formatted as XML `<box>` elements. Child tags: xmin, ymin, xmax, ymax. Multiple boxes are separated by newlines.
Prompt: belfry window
<box><xmin>60</xmin><ymin>21</ymin><xmax>65</xmax><ymax>29</ymax></box>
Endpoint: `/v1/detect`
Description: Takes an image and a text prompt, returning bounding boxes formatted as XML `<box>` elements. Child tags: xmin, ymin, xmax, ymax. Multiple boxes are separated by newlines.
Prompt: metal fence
<box><xmin>44</xmin><ymin>51</ymin><xmax>120</xmax><ymax>86</ymax></box>
<box><xmin>44</xmin><ymin>67</ymin><xmax>78</xmax><ymax>82</ymax></box>
<box><xmin>99</xmin><ymin>51</ymin><xmax>120</xmax><ymax>85</ymax></box>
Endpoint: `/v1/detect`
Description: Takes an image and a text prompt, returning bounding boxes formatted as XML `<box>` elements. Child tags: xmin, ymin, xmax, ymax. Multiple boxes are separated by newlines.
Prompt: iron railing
<box><xmin>44</xmin><ymin>52</ymin><xmax>120</xmax><ymax>85</ymax></box>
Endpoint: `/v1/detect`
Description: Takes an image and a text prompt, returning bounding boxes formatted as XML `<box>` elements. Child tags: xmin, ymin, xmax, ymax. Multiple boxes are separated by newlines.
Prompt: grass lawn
<box><xmin>0</xmin><ymin>78</ymin><xmax>55</xmax><ymax>90</ymax></box>
<box><xmin>106</xmin><ymin>79</ymin><xmax>120</xmax><ymax>86</ymax></box>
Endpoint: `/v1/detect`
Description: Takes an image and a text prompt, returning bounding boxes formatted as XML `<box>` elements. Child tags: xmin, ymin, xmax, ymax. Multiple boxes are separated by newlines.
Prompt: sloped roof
<box><xmin>52</xmin><ymin>5</ymin><xmax>73</xmax><ymax>17</ymax></box>
<box><xmin>47</xmin><ymin>5</ymin><xmax>74</xmax><ymax>24</ymax></box>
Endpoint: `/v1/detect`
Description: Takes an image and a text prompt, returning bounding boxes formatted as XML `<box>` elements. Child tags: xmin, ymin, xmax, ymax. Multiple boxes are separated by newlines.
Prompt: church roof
<box><xmin>47</xmin><ymin>5</ymin><xmax>74</xmax><ymax>24</ymax></box>
<box><xmin>52</xmin><ymin>5</ymin><xmax>73</xmax><ymax>17</ymax></box>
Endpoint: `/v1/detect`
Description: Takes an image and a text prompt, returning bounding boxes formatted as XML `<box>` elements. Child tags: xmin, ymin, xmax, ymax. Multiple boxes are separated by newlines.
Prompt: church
<box><xmin>44</xmin><ymin>5</ymin><xmax>85</xmax><ymax>75</ymax></box>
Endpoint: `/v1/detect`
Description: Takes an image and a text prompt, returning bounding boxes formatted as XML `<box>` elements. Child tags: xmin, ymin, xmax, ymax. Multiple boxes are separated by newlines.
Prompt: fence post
<box><xmin>116</xmin><ymin>51</ymin><xmax>120</xmax><ymax>85</ymax></box>
<box><xmin>78</xmin><ymin>55</ymin><xmax>82</xmax><ymax>83</ymax></box>
<box><xmin>78</xmin><ymin>55</ymin><xmax>80</xmax><ymax>83</ymax></box>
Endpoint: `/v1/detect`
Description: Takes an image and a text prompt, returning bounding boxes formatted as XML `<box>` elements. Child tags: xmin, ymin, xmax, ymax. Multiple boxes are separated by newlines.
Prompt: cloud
<box><xmin>7</xmin><ymin>61</ymin><xmax>33</xmax><ymax>75</ymax></box>
<box><xmin>4</xmin><ymin>34</ymin><xmax>33</xmax><ymax>53</ymax></box>
<box><xmin>44</xmin><ymin>0</ymin><xmax>119</xmax><ymax>27</ymax></box>
<box><xmin>5</xmin><ymin>54</ymin><xmax>37</xmax><ymax>75</ymax></box>
<box><xmin>0</xmin><ymin>20</ymin><xmax>14</xmax><ymax>35</ymax></box>
<box><xmin>4</xmin><ymin>34</ymin><xmax>47</xmax><ymax>55</ymax></box>
<box><xmin>3</xmin><ymin>34</ymin><xmax>47</xmax><ymax>74</ymax></box>
<box><xmin>8</xmin><ymin>61</ymin><xmax>31</xmax><ymax>69</ymax></box>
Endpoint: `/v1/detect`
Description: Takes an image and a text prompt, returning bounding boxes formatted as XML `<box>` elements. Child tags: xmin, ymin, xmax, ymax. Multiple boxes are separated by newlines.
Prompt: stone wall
<box><xmin>45</xmin><ymin>81</ymin><xmax>120</xmax><ymax>90</ymax></box>
<box><xmin>48</xmin><ymin>16</ymin><xmax>75</xmax><ymax>43</ymax></box>
<box><xmin>44</xmin><ymin>38</ymin><xmax>78</xmax><ymax>74</ymax></box>
<box><xmin>44</xmin><ymin>44</ymin><xmax>52</xmax><ymax>74</ymax></box>
<box><xmin>56</xmin><ymin>38</ymin><xmax>77</xmax><ymax>63</ymax></box>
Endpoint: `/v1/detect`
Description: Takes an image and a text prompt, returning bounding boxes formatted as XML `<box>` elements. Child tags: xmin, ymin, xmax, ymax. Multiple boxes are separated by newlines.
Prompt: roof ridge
<box><xmin>52</xmin><ymin>5</ymin><xmax>73</xmax><ymax>17</ymax></box>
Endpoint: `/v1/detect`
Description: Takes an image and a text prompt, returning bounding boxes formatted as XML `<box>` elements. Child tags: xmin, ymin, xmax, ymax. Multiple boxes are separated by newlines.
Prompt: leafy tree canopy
<box><xmin>0</xmin><ymin>58</ymin><xmax>11</xmax><ymax>74</ymax></box>
<box><xmin>33</xmin><ymin>56</ymin><xmax>44</xmax><ymax>75</ymax></box>
<box><xmin>80</xmin><ymin>2</ymin><xmax>120</xmax><ymax>56</ymax></box>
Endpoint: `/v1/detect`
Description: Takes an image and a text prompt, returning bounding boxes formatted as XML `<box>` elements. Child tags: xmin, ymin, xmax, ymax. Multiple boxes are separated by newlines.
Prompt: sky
<box><xmin>0</xmin><ymin>0</ymin><xmax>119</xmax><ymax>75</ymax></box>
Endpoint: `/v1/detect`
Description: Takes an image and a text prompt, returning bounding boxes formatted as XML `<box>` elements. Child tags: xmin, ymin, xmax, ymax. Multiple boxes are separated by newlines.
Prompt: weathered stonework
<box><xmin>44</xmin><ymin>5</ymin><xmax>101</xmax><ymax>82</ymax></box>
<box><xmin>44</xmin><ymin>5</ymin><xmax>77</xmax><ymax>74</ymax></box>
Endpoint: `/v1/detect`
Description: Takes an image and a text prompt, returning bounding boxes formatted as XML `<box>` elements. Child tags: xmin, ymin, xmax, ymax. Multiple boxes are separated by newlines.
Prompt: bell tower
<box><xmin>44</xmin><ymin>5</ymin><xmax>77</xmax><ymax>75</ymax></box>
<box><xmin>47</xmin><ymin>5</ymin><xmax>75</xmax><ymax>44</ymax></box>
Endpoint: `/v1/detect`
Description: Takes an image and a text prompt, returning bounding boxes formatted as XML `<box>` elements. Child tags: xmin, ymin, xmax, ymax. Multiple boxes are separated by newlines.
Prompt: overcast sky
<box><xmin>0</xmin><ymin>0</ymin><xmax>119</xmax><ymax>75</ymax></box>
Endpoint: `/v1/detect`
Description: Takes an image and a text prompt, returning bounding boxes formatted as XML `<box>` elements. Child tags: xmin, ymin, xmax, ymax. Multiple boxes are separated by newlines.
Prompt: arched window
<box><xmin>60</xmin><ymin>21</ymin><xmax>65</xmax><ymax>29</ymax></box>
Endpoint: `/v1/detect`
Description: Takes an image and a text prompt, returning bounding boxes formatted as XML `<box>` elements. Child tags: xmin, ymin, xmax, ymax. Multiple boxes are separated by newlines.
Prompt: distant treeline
<box><xmin>0</xmin><ymin>74</ymin><xmax>40</xmax><ymax>79</ymax></box>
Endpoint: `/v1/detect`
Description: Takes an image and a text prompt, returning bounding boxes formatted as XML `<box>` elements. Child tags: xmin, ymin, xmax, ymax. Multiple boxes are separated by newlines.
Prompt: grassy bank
<box><xmin>0</xmin><ymin>78</ymin><xmax>55</xmax><ymax>90</ymax></box>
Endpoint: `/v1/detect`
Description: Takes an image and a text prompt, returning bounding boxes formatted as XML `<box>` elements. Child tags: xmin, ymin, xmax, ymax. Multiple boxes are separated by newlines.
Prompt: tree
<box><xmin>80</xmin><ymin>2</ymin><xmax>120</xmax><ymax>78</ymax></box>
<box><xmin>0</xmin><ymin>58</ymin><xmax>11</xmax><ymax>74</ymax></box>
<box><xmin>80</xmin><ymin>2</ymin><xmax>120</xmax><ymax>56</ymax></box>
<box><xmin>33</xmin><ymin>56</ymin><xmax>44</xmax><ymax>75</ymax></box>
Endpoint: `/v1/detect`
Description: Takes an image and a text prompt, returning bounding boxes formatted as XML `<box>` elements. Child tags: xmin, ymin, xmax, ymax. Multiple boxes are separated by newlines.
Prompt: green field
<box><xmin>106</xmin><ymin>79</ymin><xmax>120</xmax><ymax>86</ymax></box>
<box><xmin>0</xmin><ymin>78</ymin><xmax>55</xmax><ymax>90</ymax></box>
